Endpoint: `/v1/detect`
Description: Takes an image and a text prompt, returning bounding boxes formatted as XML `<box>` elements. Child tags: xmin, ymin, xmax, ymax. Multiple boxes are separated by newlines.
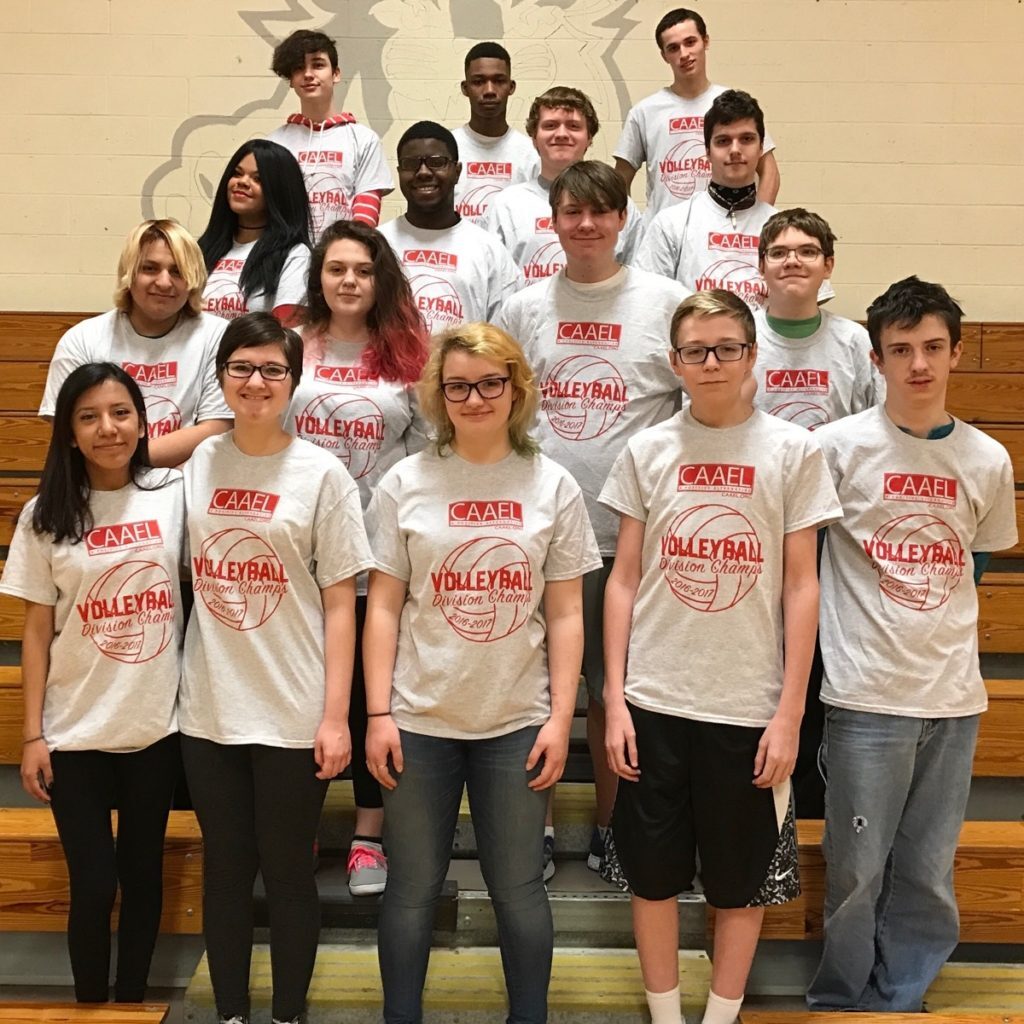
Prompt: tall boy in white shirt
<box><xmin>808</xmin><ymin>277</ymin><xmax>1017</xmax><ymax>1011</ymax></box>
<box><xmin>600</xmin><ymin>290</ymin><xmax>841</xmax><ymax>1024</ymax></box>
<box><xmin>452</xmin><ymin>41</ymin><xmax>539</xmax><ymax>224</ymax></box>
<box><xmin>269</xmin><ymin>29</ymin><xmax>393</xmax><ymax>238</ymax></box>
<box><xmin>614</xmin><ymin>7</ymin><xmax>779</xmax><ymax>217</ymax></box>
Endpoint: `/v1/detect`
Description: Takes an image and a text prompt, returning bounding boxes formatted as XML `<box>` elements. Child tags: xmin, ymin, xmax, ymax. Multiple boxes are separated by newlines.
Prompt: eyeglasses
<box><xmin>223</xmin><ymin>360</ymin><xmax>292</xmax><ymax>381</ymax></box>
<box><xmin>398</xmin><ymin>155</ymin><xmax>454</xmax><ymax>173</ymax></box>
<box><xmin>440</xmin><ymin>376</ymin><xmax>510</xmax><ymax>402</ymax></box>
<box><xmin>763</xmin><ymin>245</ymin><xmax>825</xmax><ymax>264</ymax></box>
<box><xmin>671</xmin><ymin>342</ymin><xmax>752</xmax><ymax>364</ymax></box>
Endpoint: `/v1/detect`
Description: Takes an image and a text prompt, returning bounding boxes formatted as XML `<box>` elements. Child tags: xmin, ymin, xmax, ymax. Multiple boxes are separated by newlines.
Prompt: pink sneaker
<box><xmin>347</xmin><ymin>840</ymin><xmax>387</xmax><ymax>895</ymax></box>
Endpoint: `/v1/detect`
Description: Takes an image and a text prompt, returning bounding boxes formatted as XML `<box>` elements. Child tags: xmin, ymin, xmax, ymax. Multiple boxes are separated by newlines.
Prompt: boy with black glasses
<box><xmin>600</xmin><ymin>290</ymin><xmax>841</xmax><ymax>1024</ymax></box>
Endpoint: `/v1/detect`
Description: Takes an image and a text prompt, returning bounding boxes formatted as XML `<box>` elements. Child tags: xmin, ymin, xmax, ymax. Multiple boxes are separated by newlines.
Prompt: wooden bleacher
<box><xmin>0</xmin><ymin>312</ymin><xmax>1022</xmax><ymax>950</ymax></box>
<box><xmin>0</xmin><ymin>1005</ymin><xmax>169</xmax><ymax>1024</ymax></box>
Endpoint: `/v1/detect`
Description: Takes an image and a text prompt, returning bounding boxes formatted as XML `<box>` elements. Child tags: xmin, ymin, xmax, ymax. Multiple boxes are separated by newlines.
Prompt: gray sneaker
<box><xmin>347</xmin><ymin>840</ymin><xmax>387</xmax><ymax>896</ymax></box>
<box><xmin>542</xmin><ymin>832</ymin><xmax>556</xmax><ymax>882</ymax></box>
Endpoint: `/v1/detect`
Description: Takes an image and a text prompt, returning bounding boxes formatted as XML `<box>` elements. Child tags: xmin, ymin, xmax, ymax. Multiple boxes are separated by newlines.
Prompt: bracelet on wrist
<box><xmin>23</xmin><ymin>734</ymin><xmax>45</xmax><ymax>745</ymax></box>
<box><xmin>366</xmin><ymin>711</ymin><xmax>391</xmax><ymax>718</ymax></box>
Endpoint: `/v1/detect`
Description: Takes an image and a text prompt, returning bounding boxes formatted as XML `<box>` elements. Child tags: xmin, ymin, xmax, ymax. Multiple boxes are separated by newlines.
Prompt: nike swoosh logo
<box><xmin>774</xmin><ymin>866</ymin><xmax>794</xmax><ymax>881</ymax></box>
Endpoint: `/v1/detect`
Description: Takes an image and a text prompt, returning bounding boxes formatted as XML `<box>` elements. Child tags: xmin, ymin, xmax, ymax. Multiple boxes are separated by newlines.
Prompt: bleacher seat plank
<box><xmin>975</xmin><ymin>679</ymin><xmax>1024</xmax><ymax>777</ymax></box>
<box><xmin>956</xmin><ymin>323</ymin><xmax>982</xmax><ymax>370</ymax></box>
<box><xmin>980</xmin><ymin>426</ymin><xmax>1024</xmax><ymax>484</ymax></box>
<box><xmin>0</xmin><ymin>478</ymin><xmax>37</xmax><ymax>545</ymax></box>
<box><xmin>981</xmin><ymin>323</ymin><xmax>1024</xmax><ymax>372</ymax></box>
<box><xmin>0</xmin><ymin>807</ymin><xmax>202</xmax><ymax>933</ymax></box>
<box><xmin>0</xmin><ymin>313</ymin><xmax>90</xmax><ymax>362</ymax></box>
<box><xmin>0</xmin><ymin>1005</ymin><xmax>169</xmax><ymax>1024</ymax></box>
<box><xmin>947</xmin><ymin>373</ymin><xmax>1024</xmax><ymax>424</ymax></box>
<box><xmin>978</xmin><ymin>573</ymin><xmax>1024</xmax><ymax>654</ymax></box>
<box><xmin>0</xmin><ymin>417</ymin><xmax>50</xmax><ymax>473</ymax></box>
<box><xmin>0</xmin><ymin>564</ymin><xmax>25</xmax><ymax>641</ymax></box>
<box><xmin>0</xmin><ymin>666</ymin><xmax>22</xmax><ymax>765</ymax></box>
<box><xmin>753</xmin><ymin>820</ymin><xmax>1024</xmax><ymax>943</ymax></box>
<box><xmin>740</xmin><ymin>1015</ymin><xmax>1022</xmax><ymax>1023</ymax></box>
<box><xmin>0</xmin><ymin>363</ymin><xmax>48</xmax><ymax>414</ymax></box>
<box><xmin>1005</xmin><ymin>494</ymin><xmax>1024</xmax><ymax>558</ymax></box>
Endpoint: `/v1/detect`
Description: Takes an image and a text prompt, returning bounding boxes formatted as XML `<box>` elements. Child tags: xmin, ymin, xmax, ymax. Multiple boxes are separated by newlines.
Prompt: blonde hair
<box><xmin>670</xmin><ymin>290</ymin><xmax>756</xmax><ymax>347</ymax></box>
<box><xmin>114</xmin><ymin>219</ymin><xmax>207</xmax><ymax>317</ymax></box>
<box><xmin>417</xmin><ymin>322</ymin><xmax>540</xmax><ymax>457</ymax></box>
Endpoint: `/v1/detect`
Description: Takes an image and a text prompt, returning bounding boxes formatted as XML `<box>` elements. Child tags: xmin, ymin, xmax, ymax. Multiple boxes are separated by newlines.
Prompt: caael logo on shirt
<box><xmin>297</xmin><ymin>150</ymin><xmax>344</xmax><ymax>165</ymax></box>
<box><xmin>405</xmin><ymin>249</ymin><xmax>457</xmax><ymax>270</ymax></box>
<box><xmin>556</xmin><ymin>321</ymin><xmax>622</xmax><ymax>350</ymax></box>
<box><xmin>540</xmin><ymin>354</ymin><xmax>627</xmax><ymax>441</ymax></box>
<box><xmin>659</xmin><ymin>503</ymin><xmax>763</xmax><ymax>612</ymax></box>
<box><xmin>313</xmin><ymin>365</ymin><xmax>380</xmax><ymax>387</ymax></box>
<box><xmin>708</xmin><ymin>232</ymin><xmax>759</xmax><ymax>252</ymax></box>
<box><xmin>193</xmin><ymin>527</ymin><xmax>289</xmax><ymax>630</ymax></box>
<box><xmin>535</xmin><ymin>216</ymin><xmax>554</xmax><ymax>233</ymax></box>
<box><xmin>863</xmin><ymin>512</ymin><xmax>964</xmax><ymax>611</ymax></box>
<box><xmin>668</xmin><ymin>115</ymin><xmax>703</xmax><ymax>133</ymax></box>
<box><xmin>467</xmin><ymin>161</ymin><xmax>512</xmax><ymax>179</ymax></box>
<box><xmin>76</xmin><ymin>560</ymin><xmax>175</xmax><ymax>663</ymax></box>
<box><xmin>86</xmin><ymin>519</ymin><xmax>163</xmax><ymax>556</ymax></box>
<box><xmin>677</xmin><ymin>463</ymin><xmax>755</xmax><ymax>498</ymax></box>
<box><xmin>123</xmin><ymin>361</ymin><xmax>177</xmax><ymax>388</ymax></box>
<box><xmin>883</xmin><ymin>473</ymin><xmax>958</xmax><ymax>509</ymax></box>
<box><xmin>448</xmin><ymin>501</ymin><xmax>523</xmax><ymax>530</ymax></box>
<box><xmin>765</xmin><ymin>369</ymin><xmax>830</xmax><ymax>395</ymax></box>
<box><xmin>430</xmin><ymin>536</ymin><xmax>533</xmax><ymax>642</ymax></box>
<box><xmin>208</xmin><ymin>488</ymin><xmax>280</xmax><ymax>521</ymax></box>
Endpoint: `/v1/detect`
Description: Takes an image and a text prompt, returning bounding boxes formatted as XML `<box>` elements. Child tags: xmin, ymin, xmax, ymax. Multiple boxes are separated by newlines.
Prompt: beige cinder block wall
<box><xmin>1</xmin><ymin>0</ymin><xmax>1021</xmax><ymax>321</ymax></box>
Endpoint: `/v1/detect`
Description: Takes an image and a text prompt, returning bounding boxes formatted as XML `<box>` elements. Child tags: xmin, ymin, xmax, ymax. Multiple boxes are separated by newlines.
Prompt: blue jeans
<box><xmin>807</xmin><ymin>707</ymin><xmax>979</xmax><ymax>1011</ymax></box>
<box><xmin>378</xmin><ymin>726</ymin><xmax>551</xmax><ymax>1024</ymax></box>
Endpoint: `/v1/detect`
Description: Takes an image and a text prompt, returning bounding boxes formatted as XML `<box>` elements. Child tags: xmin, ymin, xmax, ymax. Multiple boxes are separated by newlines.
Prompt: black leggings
<box><xmin>48</xmin><ymin>733</ymin><xmax>180</xmax><ymax>1003</ymax></box>
<box><xmin>181</xmin><ymin>737</ymin><xmax>329</xmax><ymax>1021</ymax></box>
<box><xmin>347</xmin><ymin>594</ymin><xmax>382</xmax><ymax>809</ymax></box>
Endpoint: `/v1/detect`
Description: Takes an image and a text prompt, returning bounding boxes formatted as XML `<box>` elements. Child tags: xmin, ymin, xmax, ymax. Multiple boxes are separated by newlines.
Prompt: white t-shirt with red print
<box><xmin>636</xmin><ymin>192</ymin><xmax>836</xmax><ymax>310</ymax></box>
<box><xmin>599</xmin><ymin>409</ymin><xmax>841</xmax><ymax>727</ymax></box>
<box><xmin>40</xmin><ymin>309</ymin><xmax>231</xmax><ymax>438</ymax></box>
<box><xmin>366</xmin><ymin>448</ymin><xmax>602</xmax><ymax>740</ymax></box>
<box><xmin>752</xmin><ymin>309</ymin><xmax>884</xmax><ymax>431</ymax></box>
<box><xmin>452</xmin><ymin>125</ymin><xmax>540</xmax><ymax>225</ymax></box>
<box><xmin>202</xmin><ymin>241</ymin><xmax>310</xmax><ymax>321</ymax></box>
<box><xmin>481</xmin><ymin>176</ymin><xmax>645</xmax><ymax>282</ymax></box>
<box><xmin>179</xmin><ymin>433</ymin><xmax>374</xmax><ymax>747</ymax></box>
<box><xmin>268</xmin><ymin>117</ymin><xmax>393</xmax><ymax>241</ymax></box>
<box><xmin>378</xmin><ymin>215</ymin><xmax>521</xmax><ymax>336</ymax></box>
<box><xmin>495</xmin><ymin>266</ymin><xmax>688</xmax><ymax>554</ymax></box>
<box><xmin>613</xmin><ymin>85</ymin><xmax>777</xmax><ymax>218</ymax></box>
<box><xmin>816</xmin><ymin>406</ymin><xmax>1018</xmax><ymax>718</ymax></box>
<box><xmin>0</xmin><ymin>471</ymin><xmax>185</xmax><ymax>752</ymax></box>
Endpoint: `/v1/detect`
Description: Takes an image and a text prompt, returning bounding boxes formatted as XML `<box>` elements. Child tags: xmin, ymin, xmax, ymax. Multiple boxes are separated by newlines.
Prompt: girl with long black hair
<box><xmin>199</xmin><ymin>139</ymin><xmax>312</xmax><ymax>325</ymax></box>
<box><xmin>1</xmin><ymin>363</ymin><xmax>184</xmax><ymax>1003</ymax></box>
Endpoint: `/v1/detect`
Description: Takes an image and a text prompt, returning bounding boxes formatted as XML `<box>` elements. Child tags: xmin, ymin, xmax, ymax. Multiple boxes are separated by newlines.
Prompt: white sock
<box><xmin>544</xmin><ymin>825</ymin><xmax>555</xmax><ymax>838</ymax></box>
<box><xmin>701</xmin><ymin>989</ymin><xmax>743</xmax><ymax>1024</ymax></box>
<box><xmin>645</xmin><ymin>985</ymin><xmax>682</xmax><ymax>1024</ymax></box>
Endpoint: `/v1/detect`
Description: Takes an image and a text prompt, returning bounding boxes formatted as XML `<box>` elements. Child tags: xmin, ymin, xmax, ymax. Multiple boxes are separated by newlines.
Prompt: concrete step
<box><xmin>184</xmin><ymin>944</ymin><xmax>712</xmax><ymax>1023</ymax></box>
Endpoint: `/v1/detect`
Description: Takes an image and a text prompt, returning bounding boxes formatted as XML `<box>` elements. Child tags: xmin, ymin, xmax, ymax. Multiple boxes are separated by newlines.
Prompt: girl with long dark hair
<box><xmin>1</xmin><ymin>363</ymin><xmax>184</xmax><ymax>1003</ymax></box>
<box><xmin>179</xmin><ymin>313</ymin><xmax>373</xmax><ymax>1024</ymax></box>
<box><xmin>199</xmin><ymin>139</ymin><xmax>312</xmax><ymax>325</ymax></box>
<box><xmin>288</xmin><ymin>219</ymin><xmax>428</xmax><ymax>895</ymax></box>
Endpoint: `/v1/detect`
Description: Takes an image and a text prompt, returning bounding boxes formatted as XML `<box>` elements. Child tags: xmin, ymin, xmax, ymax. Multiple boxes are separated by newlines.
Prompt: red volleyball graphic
<box><xmin>541</xmin><ymin>354</ymin><xmax>626</xmax><ymax>441</ymax></box>
<box><xmin>433</xmin><ymin>536</ymin><xmax>533</xmax><ymax>642</ymax></box>
<box><xmin>868</xmin><ymin>513</ymin><xmax>964</xmax><ymax>611</ymax></box>
<box><xmin>83</xmin><ymin>560</ymin><xmax>174</xmax><ymax>663</ymax></box>
<box><xmin>202</xmin><ymin>266</ymin><xmax>247</xmax><ymax>319</ymax></box>
<box><xmin>197</xmin><ymin>528</ymin><xmax>287</xmax><ymax>630</ymax></box>
<box><xmin>523</xmin><ymin>239</ymin><xmax>566</xmax><ymax>281</ymax></box>
<box><xmin>305</xmin><ymin>169</ymin><xmax>351</xmax><ymax>235</ymax></box>
<box><xmin>661</xmin><ymin>504</ymin><xmax>762</xmax><ymax>612</ymax></box>
<box><xmin>697</xmin><ymin>258</ymin><xmax>767</xmax><ymax>309</ymax></box>
<box><xmin>145</xmin><ymin>394</ymin><xmax>183</xmax><ymax>438</ymax></box>
<box><xmin>768</xmin><ymin>400</ymin><xmax>830</xmax><ymax>432</ymax></box>
<box><xmin>457</xmin><ymin>182</ymin><xmax>503</xmax><ymax>219</ymax></box>
<box><xmin>295</xmin><ymin>392</ymin><xmax>384</xmax><ymax>478</ymax></box>
<box><xmin>661</xmin><ymin>137</ymin><xmax>711</xmax><ymax>199</ymax></box>
<box><xmin>409</xmin><ymin>272</ymin><xmax>463</xmax><ymax>333</ymax></box>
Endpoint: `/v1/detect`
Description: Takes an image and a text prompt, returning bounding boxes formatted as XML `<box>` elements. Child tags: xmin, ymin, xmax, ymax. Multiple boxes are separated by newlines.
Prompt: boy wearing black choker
<box><xmin>636</xmin><ymin>90</ymin><xmax>834</xmax><ymax>311</ymax></box>
<box><xmin>269</xmin><ymin>30</ymin><xmax>393</xmax><ymax>239</ymax></box>
<box><xmin>752</xmin><ymin>207</ymin><xmax>883</xmax><ymax>818</ymax></box>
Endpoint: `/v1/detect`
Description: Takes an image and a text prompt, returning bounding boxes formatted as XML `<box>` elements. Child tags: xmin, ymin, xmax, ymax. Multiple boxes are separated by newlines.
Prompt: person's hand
<box><xmin>526</xmin><ymin>718</ymin><xmax>571</xmax><ymax>790</ymax></box>
<box><xmin>21</xmin><ymin>738</ymin><xmax>52</xmax><ymax>803</ymax></box>
<box><xmin>605</xmin><ymin>701</ymin><xmax>640</xmax><ymax>781</ymax></box>
<box><xmin>753</xmin><ymin>712</ymin><xmax>800</xmax><ymax>788</ymax></box>
<box><xmin>314</xmin><ymin>717</ymin><xmax>351</xmax><ymax>780</ymax></box>
<box><xmin>365</xmin><ymin>714</ymin><xmax>403</xmax><ymax>790</ymax></box>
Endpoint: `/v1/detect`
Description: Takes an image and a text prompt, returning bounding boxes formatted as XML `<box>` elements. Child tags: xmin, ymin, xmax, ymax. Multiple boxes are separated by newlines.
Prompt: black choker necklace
<box><xmin>707</xmin><ymin>181</ymin><xmax>757</xmax><ymax>228</ymax></box>
<box><xmin>240</xmin><ymin>222</ymin><xmax>268</xmax><ymax>230</ymax></box>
